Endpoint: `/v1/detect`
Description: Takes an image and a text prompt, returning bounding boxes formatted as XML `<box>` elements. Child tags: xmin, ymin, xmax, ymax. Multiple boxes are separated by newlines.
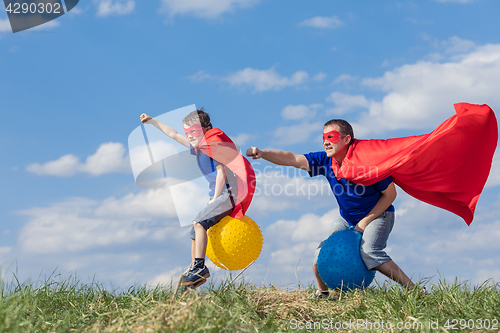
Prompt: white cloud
<box><xmin>326</xmin><ymin>92</ymin><xmax>371</xmax><ymax>116</ymax></box>
<box><xmin>0</xmin><ymin>247</ymin><xmax>13</xmax><ymax>263</ymax></box>
<box><xmin>82</xmin><ymin>142</ymin><xmax>131</xmax><ymax>175</ymax></box>
<box><xmin>95</xmin><ymin>0</ymin><xmax>135</xmax><ymax>17</ymax></box>
<box><xmin>27</xmin><ymin>142</ymin><xmax>132</xmax><ymax>176</ymax></box>
<box><xmin>281</xmin><ymin>104</ymin><xmax>322</xmax><ymax>120</ymax></box>
<box><xmin>273</xmin><ymin>121</ymin><xmax>323</xmax><ymax>145</ymax></box>
<box><xmin>0</xmin><ymin>16</ymin><xmax>60</xmax><ymax>33</ymax></box>
<box><xmin>16</xmin><ymin>187</ymin><xmax>185</xmax><ymax>254</ymax></box>
<box><xmin>193</xmin><ymin>68</ymin><xmax>324</xmax><ymax>92</ymax></box>
<box><xmin>442</xmin><ymin>36</ymin><xmax>477</xmax><ymax>55</ymax></box>
<box><xmin>345</xmin><ymin>43</ymin><xmax>500</xmax><ymax>136</ymax></box>
<box><xmin>485</xmin><ymin>152</ymin><xmax>500</xmax><ymax>188</ymax></box>
<box><xmin>187</xmin><ymin>70</ymin><xmax>214</xmax><ymax>82</ymax></box>
<box><xmin>159</xmin><ymin>0</ymin><xmax>259</xmax><ymax>19</ymax></box>
<box><xmin>387</xmin><ymin>190</ymin><xmax>500</xmax><ymax>284</ymax></box>
<box><xmin>0</xmin><ymin>19</ymin><xmax>11</xmax><ymax>33</ymax></box>
<box><xmin>312</xmin><ymin>72</ymin><xmax>327</xmax><ymax>81</ymax></box>
<box><xmin>260</xmin><ymin>209</ymin><xmax>337</xmax><ymax>278</ymax></box>
<box><xmin>18</xmin><ymin>198</ymin><xmax>148</xmax><ymax>253</ymax></box>
<box><xmin>68</xmin><ymin>6</ymin><xmax>85</xmax><ymax>15</ymax></box>
<box><xmin>26</xmin><ymin>154</ymin><xmax>80</xmax><ymax>176</ymax></box>
<box><xmin>148</xmin><ymin>266</ymin><xmax>185</xmax><ymax>286</ymax></box>
<box><xmin>299</xmin><ymin>16</ymin><xmax>345</xmax><ymax>29</ymax></box>
<box><xmin>224</xmin><ymin>67</ymin><xmax>310</xmax><ymax>92</ymax></box>
<box><xmin>332</xmin><ymin>74</ymin><xmax>357</xmax><ymax>85</ymax></box>
<box><xmin>31</xmin><ymin>20</ymin><xmax>60</xmax><ymax>31</ymax></box>
<box><xmin>230</xmin><ymin>133</ymin><xmax>252</xmax><ymax>146</ymax></box>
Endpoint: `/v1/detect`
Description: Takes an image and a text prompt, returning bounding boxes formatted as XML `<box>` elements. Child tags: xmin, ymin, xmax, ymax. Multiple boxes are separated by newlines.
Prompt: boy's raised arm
<box><xmin>246</xmin><ymin>147</ymin><xmax>310</xmax><ymax>171</ymax></box>
<box><xmin>140</xmin><ymin>113</ymin><xmax>190</xmax><ymax>148</ymax></box>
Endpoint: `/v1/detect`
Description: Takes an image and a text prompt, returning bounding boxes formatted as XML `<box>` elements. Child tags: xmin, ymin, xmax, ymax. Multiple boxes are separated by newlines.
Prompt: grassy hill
<box><xmin>1</xmin><ymin>275</ymin><xmax>499</xmax><ymax>332</ymax></box>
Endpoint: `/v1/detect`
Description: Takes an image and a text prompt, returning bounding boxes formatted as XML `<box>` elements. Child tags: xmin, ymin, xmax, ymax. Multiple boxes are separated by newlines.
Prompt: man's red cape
<box><xmin>333</xmin><ymin>103</ymin><xmax>498</xmax><ymax>225</ymax></box>
<box><xmin>197</xmin><ymin>128</ymin><xmax>256</xmax><ymax>219</ymax></box>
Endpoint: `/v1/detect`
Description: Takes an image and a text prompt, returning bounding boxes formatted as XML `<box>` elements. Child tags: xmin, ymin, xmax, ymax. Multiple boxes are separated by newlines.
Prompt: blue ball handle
<box><xmin>349</xmin><ymin>225</ymin><xmax>362</xmax><ymax>240</ymax></box>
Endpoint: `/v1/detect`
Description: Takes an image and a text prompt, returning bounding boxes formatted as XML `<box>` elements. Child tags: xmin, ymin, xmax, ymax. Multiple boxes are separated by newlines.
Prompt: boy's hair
<box><xmin>182</xmin><ymin>107</ymin><xmax>212</xmax><ymax>128</ymax></box>
<box><xmin>324</xmin><ymin>119</ymin><xmax>354</xmax><ymax>145</ymax></box>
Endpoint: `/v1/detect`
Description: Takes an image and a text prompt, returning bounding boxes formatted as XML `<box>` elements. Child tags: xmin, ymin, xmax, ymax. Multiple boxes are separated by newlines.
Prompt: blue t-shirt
<box><xmin>304</xmin><ymin>151</ymin><xmax>394</xmax><ymax>225</ymax></box>
<box><xmin>190</xmin><ymin>146</ymin><xmax>237</xmax><ymax>197</ymax></box>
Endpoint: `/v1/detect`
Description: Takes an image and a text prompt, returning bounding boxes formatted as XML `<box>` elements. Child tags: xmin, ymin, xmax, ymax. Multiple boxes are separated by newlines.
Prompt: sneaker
<box><xmin>179</xmin><ymin>265</ymin><xmax>210</xmax><ymax>288</ymax></box>
<box><xmin>309</xmin><ymin>290</ymin><xmax>330</xmax><ymax>299</ymax></box>
<box><xmin>420</xmin><ymin>286</ymin><xmax>431</xmax><ymax>294</ymax></box>
<box><xmin>178</xmin><ymin>285</ymin><xmax>194</xmax><ymax>294</ymax></box>
<box><xmin>181</xmin><ymin>262</ymin><xmax>194</xmax><ymax>276</ymax></box>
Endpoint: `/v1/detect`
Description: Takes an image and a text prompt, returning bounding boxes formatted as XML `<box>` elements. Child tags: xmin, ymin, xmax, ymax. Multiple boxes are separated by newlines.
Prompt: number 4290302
<box><xmin>5</xmin><ymin>2</ymin><xmax>62</xmax><ymax>14</ymax></box>
<box><xmin>444</xmin><ymin>318</ymin><xmax>498</xmax><ymax>330</ymax></box>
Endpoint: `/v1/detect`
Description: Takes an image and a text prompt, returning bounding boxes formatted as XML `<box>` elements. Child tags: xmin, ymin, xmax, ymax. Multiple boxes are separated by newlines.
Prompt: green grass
<box><xmin>0</xmin><ymin>274</ymin><xmax>499</xmax><ymax>332</ymax></box>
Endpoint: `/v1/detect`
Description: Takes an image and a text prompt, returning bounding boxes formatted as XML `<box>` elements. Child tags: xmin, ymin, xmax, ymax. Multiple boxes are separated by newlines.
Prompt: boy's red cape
<box><xmin>332</xmin><ymin>103</ymin><xmax>498</xmax><ymax>225</ymax></box>
<box><xmin>197</xmin><ymin>129</ymin><xmax>256</xmax><ymax>219</ymax></box>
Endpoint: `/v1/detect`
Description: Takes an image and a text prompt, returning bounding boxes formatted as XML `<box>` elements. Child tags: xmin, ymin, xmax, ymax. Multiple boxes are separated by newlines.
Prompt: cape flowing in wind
<box><xmin>197</xmin><ymin>128</ymin><xmax>256</xmax><ymax>219</ymax></box>
<box><xmin>331</xmin><ymin>103</ymin><xmax>498</xmax><ymax>225</ymax></box>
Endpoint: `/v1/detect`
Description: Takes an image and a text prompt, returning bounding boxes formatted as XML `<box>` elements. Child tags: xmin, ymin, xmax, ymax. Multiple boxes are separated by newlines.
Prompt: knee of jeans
<box><xmin>360</xmin><ymin>248</ymin><xmax>379</xmax><ymax>261</ymax></box>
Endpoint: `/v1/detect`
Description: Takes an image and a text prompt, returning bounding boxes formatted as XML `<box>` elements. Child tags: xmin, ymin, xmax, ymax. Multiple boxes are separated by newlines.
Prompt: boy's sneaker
<box><xmin>181</xmin><ymin>262</ymin><xmax>194</xmax><ymax>276</ymax></box>
<box><xmin>179</xmin><ymin>265</ymin><xmax>210</xmax><ymax>288</ymax></box>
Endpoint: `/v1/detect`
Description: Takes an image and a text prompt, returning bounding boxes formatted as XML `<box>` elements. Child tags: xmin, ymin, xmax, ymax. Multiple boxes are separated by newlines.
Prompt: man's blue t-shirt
<box><xmin>304</xmin><ymin>151</ymin><xmax>394</xmax><ymax>226</ymax></box>
<box><xmin>190</xmin><ymin>146</ymin><xmax>237</xmax><ymax>197</ymax></box>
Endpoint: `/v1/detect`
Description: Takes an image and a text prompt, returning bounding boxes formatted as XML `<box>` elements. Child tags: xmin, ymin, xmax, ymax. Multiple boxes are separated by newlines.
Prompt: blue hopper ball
<box><xmin>317</xmin><ymin>228</ymin><xmax>376</xmax><ymax>290</ymax></box>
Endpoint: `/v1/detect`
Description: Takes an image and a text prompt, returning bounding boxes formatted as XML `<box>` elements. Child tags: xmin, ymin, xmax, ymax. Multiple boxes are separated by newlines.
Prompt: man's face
<box><xmin>183</xmin><ymin>123</ymin><xmax>206</xmax><ymax>148</ymax></box>
<box><xmin>323</xmin><ymin>125</ymin><xmax>350</xmax><ymax>158</ymax></box>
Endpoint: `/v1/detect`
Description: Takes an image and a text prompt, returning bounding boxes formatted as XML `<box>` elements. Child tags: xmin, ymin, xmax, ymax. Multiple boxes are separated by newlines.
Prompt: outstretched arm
<box><xmin>140</xmin><ymin>113</ymin><xmax>190</xmax><ymax>148</ymax></box>
<box><xmin>246</xmin><ymin>147</ymin><xmax>310</xmax><ymax>171</ymax></box>
<box><xmin>354</xmin><ymin>182</ymin><xmax>397</xmax><ymax>233</ymax></box>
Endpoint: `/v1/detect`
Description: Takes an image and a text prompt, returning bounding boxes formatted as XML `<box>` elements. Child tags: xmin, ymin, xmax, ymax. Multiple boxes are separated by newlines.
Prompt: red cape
<box><xmin>333</xmin><ymin>103</ymin><xmax>498</xmax><ymax>225</ymax></box>
<box><xmin>197</xmin><ymin>128</ymin><xmax>256</xmax><ymax>219</ymax></box>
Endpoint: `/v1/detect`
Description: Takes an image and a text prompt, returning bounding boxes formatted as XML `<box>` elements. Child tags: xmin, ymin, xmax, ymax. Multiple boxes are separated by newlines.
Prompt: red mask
<box><xmin>184</xmin><ymin>124</ymin><xmax>204</xmax><ymax>137</ymax></box>
<box><xmin>323</xmin><ymin>130</ymin><xmax>345</xmax><ymax>143</ymax></box>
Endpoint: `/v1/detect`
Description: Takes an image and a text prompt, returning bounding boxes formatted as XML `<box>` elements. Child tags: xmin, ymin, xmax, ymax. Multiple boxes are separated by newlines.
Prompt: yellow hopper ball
<box><xmin>206</xmin><ymin>215</ymin><xmax>263</xmax><ymax>271</ymax></box>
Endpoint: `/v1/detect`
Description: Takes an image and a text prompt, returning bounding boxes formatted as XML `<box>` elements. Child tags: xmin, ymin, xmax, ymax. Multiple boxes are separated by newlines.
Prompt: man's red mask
<box><xmin>323</xmin><ymin>130</ymin><xmax>345</xmax><ymax>143</ymax></box>
<box><xmin>184</xmin><ymin>124</ymin><xmax>204</xmax><ymax>137</ymax></box>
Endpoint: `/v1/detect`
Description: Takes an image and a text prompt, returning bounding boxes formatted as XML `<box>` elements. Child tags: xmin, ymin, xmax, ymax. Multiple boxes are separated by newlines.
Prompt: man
<box><xmin>246</xmin><ymin>119</ymin><xmax>414</xmax><ymax>298</ymax></box>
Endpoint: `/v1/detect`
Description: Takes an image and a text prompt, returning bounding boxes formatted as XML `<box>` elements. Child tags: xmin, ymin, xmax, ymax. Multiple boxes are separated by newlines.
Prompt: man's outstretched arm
<box><xmin>246</xmin><ymin>147</ymin><xmax>310</xmax><ymax>171</ymax></box>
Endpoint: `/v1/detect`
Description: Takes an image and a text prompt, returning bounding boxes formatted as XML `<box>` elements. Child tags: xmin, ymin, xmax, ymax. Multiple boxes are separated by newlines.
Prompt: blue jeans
<box><xmin>313</xmin><ymin>211</ymin><xmax>395</xmax><ymax>270</ymax></box>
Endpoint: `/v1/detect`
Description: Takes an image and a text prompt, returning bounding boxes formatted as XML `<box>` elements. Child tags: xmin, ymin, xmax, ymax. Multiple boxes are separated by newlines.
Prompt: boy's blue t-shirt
<box><xmin>190</xmin><ymin>146</ymin><xmax>236</xmax><ymax>197</ymax></box>
<box><xmin>304</xmin><ymin>151</ymin><xmax>395</xmax><ymax>226</ymax></box>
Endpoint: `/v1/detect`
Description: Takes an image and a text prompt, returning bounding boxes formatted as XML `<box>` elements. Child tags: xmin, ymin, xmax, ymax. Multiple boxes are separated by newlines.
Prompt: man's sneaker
<box><xmin>309</xmin><ymin>290</ymin><xmax>330</xmax><ymax>299</ymax></box>
<box><xmin>179</xmin><ymin>265</ymin><xmax>210</xmax><ymax>288</ymax></box>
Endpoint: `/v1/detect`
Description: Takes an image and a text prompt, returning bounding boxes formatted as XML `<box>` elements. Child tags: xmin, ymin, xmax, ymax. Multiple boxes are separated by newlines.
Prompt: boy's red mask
<box><xmin>184</xmin><ymin>124</ymin><xmax>204</xmax><ymax>137</ymax></box>
<box><xmin>323</xmin><ymin>130</ymin><xmax>345</xmax><ymax>143</ymax></box>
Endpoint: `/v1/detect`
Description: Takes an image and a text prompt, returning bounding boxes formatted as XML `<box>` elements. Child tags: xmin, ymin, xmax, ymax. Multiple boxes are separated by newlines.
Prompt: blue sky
<box><xmin>1</xmin><ymin>0</ymin><xmax>500</xmax><ymax>289</ymax></box>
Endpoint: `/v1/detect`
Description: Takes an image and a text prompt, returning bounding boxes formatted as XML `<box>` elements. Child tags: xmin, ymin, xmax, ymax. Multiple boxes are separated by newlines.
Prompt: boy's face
<box><xmin>183</xmin><ymin>122</ymin><xmax>206</xmax><ymax>147</ymax></box>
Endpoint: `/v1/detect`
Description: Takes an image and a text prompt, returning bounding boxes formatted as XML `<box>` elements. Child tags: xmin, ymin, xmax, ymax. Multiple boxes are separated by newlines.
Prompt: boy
<box><xmin>141</xmin><ymin>108</ymin><xmax>254</xmax><ymax>289</ymax></box>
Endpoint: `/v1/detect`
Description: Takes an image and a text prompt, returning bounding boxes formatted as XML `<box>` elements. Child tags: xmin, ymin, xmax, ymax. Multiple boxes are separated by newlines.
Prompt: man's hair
<box><xmin>182</xmin><ymin>107</ymin><xmax>212</xmax><ymax>128</ymax></box>
<box><xmin>324</xmin><ymin>119</ymin><xmax>354</xmax><ymax>145</ymax></box>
